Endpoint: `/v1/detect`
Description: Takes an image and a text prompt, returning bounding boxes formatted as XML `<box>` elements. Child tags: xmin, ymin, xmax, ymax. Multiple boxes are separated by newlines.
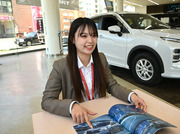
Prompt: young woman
<box><xmin>41</xmin><ymin>17</ymin><xmax>147</xmax><ymax>128</ymax></box>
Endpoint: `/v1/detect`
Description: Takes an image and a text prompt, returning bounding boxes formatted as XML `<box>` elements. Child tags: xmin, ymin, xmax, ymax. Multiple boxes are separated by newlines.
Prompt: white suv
<box><xmin>91</xmin><ymin>12</ymin><xmax>180</xmax><ymax>86</ymax></box>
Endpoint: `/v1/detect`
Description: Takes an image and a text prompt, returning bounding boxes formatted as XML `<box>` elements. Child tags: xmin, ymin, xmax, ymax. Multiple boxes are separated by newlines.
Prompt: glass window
<box><xmin>0</xmin><ymin>7</ymin><xmax>2</xmax><ymax>12</ymax></box>
<box><xmin>63</xmin><ymin>18</ymin><xmax>68</xmax><ymax>22</ymax></box>
<box><xmin>69</xmin><ymin>12</ymin><xmax>73</xmax><ymax>16</ymax></box>
<box><xmin>7</xmin><ymin>1</ymin><xmax>11</xmax><ymax>6</ymax></box>
<box><xmin>171</xmin><ymin>17</ymin><xmax>178</xmax><ymax>24</ymax></box>
<box><xmin>1</xmin><ymin>6</ymin><xmax>8</xmax><ymax>12</ymax></box>
<box><xmin>101</xmin><ymin>16</ymin><xmax>119</xmax><ymax>30</ymax></box>
<box><xmin>160</xmin><ymin>17</ymin><xmax>169</xmax><ymax>24</ymax></box>
<box><xmin>63</xmin><ymin>11</ymin><xmax>68</xmax><ymax>16</ymax></box>
<box><xmin>0</xmin><ymin>0</ymin><xmax>11</xmax><ymax>13</ymax></box>
<box><xmin>102</xmin><ymin>16</ymin><xmax>129</xmax><ymax>33</ymax></box>
<box><xmin>2</xmin><ymin>1</ymin><xmax>6</xmax><ymax>6</ymax></box>
<box><xmin>92</xmin><ymin>17</ymin><xmax>101</xmax><ymax>29</ymax></box>
<box><xmin>120</xmin><ymin>14</ymin><xmax>169</xmax><ymax>29</ymax></box>
<box><xmin>64</xmin><ymin>24</ymin><xmax>69</xmax><ymax>29</ymax></box>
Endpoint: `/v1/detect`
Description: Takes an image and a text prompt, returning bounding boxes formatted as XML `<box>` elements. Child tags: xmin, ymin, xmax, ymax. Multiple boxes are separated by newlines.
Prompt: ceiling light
<box><xmin>137</xmin><ymin>4</ymin><xmax>143</xmax><ymax>7</ymax></box>
<box><xmin>125</xmin><ymin>0</ymin><xmax>132</xmax><ymax>4</ymax></box>
<box><xmin>132</xmin><ymin>2</ymin><xmax>138</xmax><ymax>6</ymax></box>
<box><xmin>148</xmin><ymin>0</ymin><xmax>159</xmax><ymax>5</ymax></box>
<box><xmin>125</xmin><ymin>0</ymin><xmax>143</xmax><ymax>7</ymax></box>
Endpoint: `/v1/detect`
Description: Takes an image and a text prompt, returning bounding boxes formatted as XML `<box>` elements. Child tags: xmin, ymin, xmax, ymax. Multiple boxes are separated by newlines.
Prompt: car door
<box><xmin>33</xmin><ymin>33</ymin><xmax>39</xmax><ymax>43</ymax></box>
<box><xmin>97</xmin><ymin>15</ymin><xmax>128</xmax><ymax>67</ymax></box>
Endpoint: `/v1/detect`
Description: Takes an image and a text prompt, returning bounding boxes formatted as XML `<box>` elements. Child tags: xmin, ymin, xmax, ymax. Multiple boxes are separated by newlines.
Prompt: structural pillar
<box><xmin>41</xmin><ymin>0</ymin><xmax>63</xmax><ymax>57</ymax></box>
<box><xmin>114</xmin><ymin>0</ymin><xmax>123</xmax><ymax>12</ymax></box>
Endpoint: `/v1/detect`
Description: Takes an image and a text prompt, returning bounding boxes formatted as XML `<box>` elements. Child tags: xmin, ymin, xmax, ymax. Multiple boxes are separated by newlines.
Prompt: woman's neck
<box><xmin>78</xmin><ymin>53</ymin><xmax>91</xmax><ymax>67</ymax></box>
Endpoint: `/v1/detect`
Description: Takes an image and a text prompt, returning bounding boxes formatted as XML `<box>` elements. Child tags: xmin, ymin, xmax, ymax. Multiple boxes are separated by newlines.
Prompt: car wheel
<box><xmin>26</xmin><ymin>41</ymin><xmax>32</xmax><ymax>46</ymax></box>
<box><xmin>131</xmin><ymin>52</ymin><xmax>162</xmax><ymax>86</ymax></box>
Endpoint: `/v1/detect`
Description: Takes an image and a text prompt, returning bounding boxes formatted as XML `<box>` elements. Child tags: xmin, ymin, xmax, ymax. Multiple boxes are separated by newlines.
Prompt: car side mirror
<box><xmin>108</xmin><ymin>25</ymin><xmax>122</xmax><ymax>36</ymax></box>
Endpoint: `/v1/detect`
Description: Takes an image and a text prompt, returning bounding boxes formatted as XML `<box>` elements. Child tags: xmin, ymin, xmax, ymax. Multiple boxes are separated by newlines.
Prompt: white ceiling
<box><xmin>124</xmin><ymin>0</ymin><xmax>180</xmax><ymax>6</ymax></box>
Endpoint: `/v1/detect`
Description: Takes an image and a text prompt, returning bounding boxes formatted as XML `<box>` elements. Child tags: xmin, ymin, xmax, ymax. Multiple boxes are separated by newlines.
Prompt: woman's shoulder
<box><xmin>53</xmin><ymin>55</ymin><xmax>68</xmax><ymax>70</ymax></box>
<box><xmin>98</xmin><ymin>52</ymin><xmax>106</xmax><ymax>61</ymax></box>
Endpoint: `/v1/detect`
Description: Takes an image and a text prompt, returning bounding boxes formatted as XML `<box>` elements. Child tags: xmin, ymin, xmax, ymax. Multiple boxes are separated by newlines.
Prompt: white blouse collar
<box><xmin>77</xmin><ymin>55</ymin><xmax>93</xmax><ymax>69</ymax></box>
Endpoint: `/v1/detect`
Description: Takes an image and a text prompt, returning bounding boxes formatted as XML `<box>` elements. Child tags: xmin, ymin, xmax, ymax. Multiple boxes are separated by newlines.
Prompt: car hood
<box><xmin>140</xmin><ymin>29</ymin><xmax>180</xmax><ymax>39</ymax></box>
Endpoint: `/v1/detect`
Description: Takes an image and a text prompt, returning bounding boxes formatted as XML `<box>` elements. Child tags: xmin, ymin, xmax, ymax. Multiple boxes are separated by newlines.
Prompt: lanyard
<box><xmin>79</xmin><ymin>63</ymin><xmax>94</xmax><ymax>100</ymax></box>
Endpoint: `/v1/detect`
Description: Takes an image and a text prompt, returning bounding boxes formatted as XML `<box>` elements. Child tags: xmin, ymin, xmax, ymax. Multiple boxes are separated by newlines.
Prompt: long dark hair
<box><xmin>67</xmin><ymin>17</ymin><xmax>108</xmax><ymax>102</ymax></box>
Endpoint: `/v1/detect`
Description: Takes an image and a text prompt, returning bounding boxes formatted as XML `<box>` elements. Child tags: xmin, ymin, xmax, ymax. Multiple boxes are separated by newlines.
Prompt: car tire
<box><xmin>26</xmin><ymin>41</ymin><xmax>32</xmax><ymax>46</ymax></box>
<box><xmin>131</xmin><ymin>52</ymin><xmax>162</xmax><ymax>86</ymax></box>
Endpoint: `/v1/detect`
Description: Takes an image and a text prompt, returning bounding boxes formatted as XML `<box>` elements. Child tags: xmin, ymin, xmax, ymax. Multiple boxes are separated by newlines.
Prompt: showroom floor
<box><xmin>0</xmin><ymin>50</ymin><xmax>179</xmax><ymax>133</ymax></box>
<box><xmin>0</xmin><ymin>50</ymin><xmax>64</xmax><ymax>133</ymax></box>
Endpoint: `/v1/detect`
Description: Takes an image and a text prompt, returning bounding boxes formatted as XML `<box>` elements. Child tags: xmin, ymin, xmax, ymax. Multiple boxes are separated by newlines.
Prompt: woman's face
<box><xmin>73</xmin><ymin>25</ymin><xmax>97</xmax><ymax>57</ymax></box>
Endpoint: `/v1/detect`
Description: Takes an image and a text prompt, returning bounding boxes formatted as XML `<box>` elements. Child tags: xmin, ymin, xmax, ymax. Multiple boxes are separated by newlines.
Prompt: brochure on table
<box><xmin>73</xmin><ymin>104</ymin><xmax>176</xmax><ymax>134</ymax></box>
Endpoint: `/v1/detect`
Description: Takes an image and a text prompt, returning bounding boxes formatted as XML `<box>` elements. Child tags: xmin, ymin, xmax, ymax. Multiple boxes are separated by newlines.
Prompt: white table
<box><xmin>32</xmin><ymin>90</ymin><xmax>180</xmax><ymax>134</ymax></box>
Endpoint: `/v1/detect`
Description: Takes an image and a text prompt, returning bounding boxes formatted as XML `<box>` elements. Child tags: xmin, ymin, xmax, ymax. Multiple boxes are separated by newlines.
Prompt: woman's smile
<box><xmin>85</xmin><ymin>45</ymin><xmax>94</xmax><ymax>50</ymax></box>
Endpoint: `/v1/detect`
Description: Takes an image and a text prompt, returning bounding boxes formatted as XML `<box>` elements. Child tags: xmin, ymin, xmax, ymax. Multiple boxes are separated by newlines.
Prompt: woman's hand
<box><xmin>131</xmin><ymin>93</ymin><xmax>147</xmax><ymax>112</ymax></box>
<box><xmin>71</xmin><ymin>103</ymin><xmax>97</xmax><ymax>128</ymax></box>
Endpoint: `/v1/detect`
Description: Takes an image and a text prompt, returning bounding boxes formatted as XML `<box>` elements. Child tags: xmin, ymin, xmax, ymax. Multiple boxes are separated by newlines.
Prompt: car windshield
<box><xmin>26</xmin><ymin>32</ymin><xmax>36</xmax><ymax>37</ymax></box>
<box><xmin>119</xmin><ymin>14</ymin><xmax>170</xmax><ymax>30</ymax></box>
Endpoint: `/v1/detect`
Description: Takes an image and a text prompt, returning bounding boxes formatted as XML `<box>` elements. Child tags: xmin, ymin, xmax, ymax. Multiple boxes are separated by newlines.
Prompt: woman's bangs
<box><xmin>77</xmin><ymin>24</ymin><xmax>86</xmax><ymax>36</ymax></box>
<box><xmin>77</xmin><ymin>24</ymin><xmax>98</xmax><ymax>37</ymax></box>
<box><xmin>88</xmin><ymin>25</ymin><xmax>98</xmax><ymax>37</ymax></box>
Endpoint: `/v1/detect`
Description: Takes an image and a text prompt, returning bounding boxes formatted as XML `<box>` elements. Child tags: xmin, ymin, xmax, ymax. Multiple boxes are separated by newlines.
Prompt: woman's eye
<box><xmin>91</xmin><ymin>34</ymin><xmax>96</xmax><ymax>37</ymax></box>
<box><xmin>81</xmin><ymin>35</ymin><xmax>87</xmax><ymax>38</ymax></box>
<box><xmin>90</xmin><ymin>33</ymin><xmax>97</xmax><ymax>37</ymax></box>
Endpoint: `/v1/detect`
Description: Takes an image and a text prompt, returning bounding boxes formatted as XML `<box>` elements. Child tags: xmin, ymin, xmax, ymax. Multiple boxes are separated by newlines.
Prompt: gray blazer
<box><xmin>41</xmin><ymin>53</ymin><xmax>132</xmax><ymax>117</ymax></box>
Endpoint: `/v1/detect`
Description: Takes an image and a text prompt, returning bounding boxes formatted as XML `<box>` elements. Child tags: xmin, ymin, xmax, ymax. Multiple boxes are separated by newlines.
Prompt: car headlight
<box><xmin>19</xmin><ymin>39</ymin><xmax>24</xmax><ymax>42</ymax></box>
<box><xmin>161</xmin><ymin>37</ymin><xmax>180</xmax><ymax>43</ymax></box>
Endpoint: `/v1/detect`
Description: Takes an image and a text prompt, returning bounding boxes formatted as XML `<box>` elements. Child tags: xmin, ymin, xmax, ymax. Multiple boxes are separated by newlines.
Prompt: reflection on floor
<box><xmin>0</xmin><ymin>50</ymin><xmax>179</xmax><ymax>133</ymax></box>
<box><xmin>0</xmin><ymin>50</ymin><xmax>65</xmax><ymax>133</ymax></box>
<box><xmin>0</xmin><ymin>44</ymin><xmax>45</xmax><ymax>56</ymax></box>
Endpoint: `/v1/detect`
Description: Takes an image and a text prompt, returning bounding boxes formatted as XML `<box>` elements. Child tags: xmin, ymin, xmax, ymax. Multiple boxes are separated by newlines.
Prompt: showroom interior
<box><xmin>0</xmin><ymin>0</ymin><xmax>180</xmax><ymax>134</ymax></box>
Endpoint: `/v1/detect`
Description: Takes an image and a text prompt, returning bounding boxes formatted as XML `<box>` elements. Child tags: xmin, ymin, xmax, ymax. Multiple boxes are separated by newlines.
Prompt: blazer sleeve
<box><xmin>99</xmin><ymin>53</ymin><xmax>132</xmax><ymax>102</ymax></box>
<box><xmin>41</xmin><ymin>60</ymin><xmax>73</xmax><ymax>117</ymax></box>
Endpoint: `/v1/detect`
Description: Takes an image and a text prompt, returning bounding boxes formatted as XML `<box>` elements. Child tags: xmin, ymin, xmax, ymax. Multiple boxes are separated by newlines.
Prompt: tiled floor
<box><xmin>0</xmin><ymin>50</ymin><xmax>179</xmax><ymax>133</ymax></box>
<box><xmin>0</xmin><ymin>50</ymin><xmax>65</xmax><ymax>133</ymax></box>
